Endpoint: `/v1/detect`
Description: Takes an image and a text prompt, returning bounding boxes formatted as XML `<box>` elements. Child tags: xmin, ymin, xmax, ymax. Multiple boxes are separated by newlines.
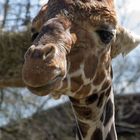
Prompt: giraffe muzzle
<box><xmin>27</xmin><ymin>75</ymin><xmax>62</xmax><ymax>96</ymax></box>
<box><xmin>22</xmin><ymin>44</ymin><xmax>66</xmax><ymax>96</ymax></box>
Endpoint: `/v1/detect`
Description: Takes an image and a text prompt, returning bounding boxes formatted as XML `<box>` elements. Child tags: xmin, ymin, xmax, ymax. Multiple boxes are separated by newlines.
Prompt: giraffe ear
<box><xmin>111</xmin><ymin>25</ymin><xmax>140</xmax><ymax>58</ymax></box>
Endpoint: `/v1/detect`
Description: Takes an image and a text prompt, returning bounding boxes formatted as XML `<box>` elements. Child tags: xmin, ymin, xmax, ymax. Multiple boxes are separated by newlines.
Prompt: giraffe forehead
<box><xmin>69</xmin><ymin>0</ymin><xmax>117</xmax><ymax>27</ymax></box>
<box><xmin>45</xmin><ymin>0</ymin><xmax>117</xmax><ymax>27</ymax></box>
<box><xmin>31</xmin><ymin>0</ymin><xmax>117</xmax><ymax>37</ymax></box>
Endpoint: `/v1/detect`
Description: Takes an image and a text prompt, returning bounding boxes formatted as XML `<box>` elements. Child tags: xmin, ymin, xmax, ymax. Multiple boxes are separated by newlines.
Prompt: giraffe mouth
<box><xmin>27</xmin><ymin>76</ymin><xmax>62</xmax><ymax>96</ymax></box>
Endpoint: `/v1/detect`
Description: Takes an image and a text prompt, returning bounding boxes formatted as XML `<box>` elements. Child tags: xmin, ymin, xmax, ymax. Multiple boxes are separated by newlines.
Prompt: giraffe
<box><xmin>22</xmin><ymin>0</ymin><xmax>140</xmax><ymax>140</ymax></box>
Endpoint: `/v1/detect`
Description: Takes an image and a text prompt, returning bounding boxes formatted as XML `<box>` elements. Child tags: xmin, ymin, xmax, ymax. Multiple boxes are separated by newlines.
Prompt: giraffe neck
<box><xmin>53</xmin><ymin>36</ymin><xmax>117</xmax><ymax>139</ymax></box>
<box><xmin>69</xmin><ymin>87</ymin><xmax>118</xmax><ymax>140</ymax></box>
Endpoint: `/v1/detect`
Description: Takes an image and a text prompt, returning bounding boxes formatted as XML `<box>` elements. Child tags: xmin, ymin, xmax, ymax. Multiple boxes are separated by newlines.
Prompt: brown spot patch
<box><xmin>71</xmin><ymin>75</ymin><xmax>83</xmax><ymax>92</ymax></box>
<box><xmin>69</xmin><ymin>97</ymin><xmax>80</xmax><ymax>105</ymax></box>
<box><xmin>104</xmin><ymin>99</ymin><xmax>113</xmax><ymax>126</ymax></box>
<box><xmin>97</xmin><ymin>92</ymin><xmax>105</xmax><ymax>108</ymax></box>
<box><xmin>73</xmin><ymin>105</ymin><xmax>92</xmax><ymax>120</ymax></box>
<box><xmin>85</xmin><ymin>93</ymin><xmax>98</xmax><ymax>105</ymax></box>
<box><xmin>84</xmin><ymin>55</ymin><xmax>98</xmax><ymax>79</ymax></box>
<box><xmin>91</xmin><ymin>128</ymin><xmax>103</xmax><ymax>140</ymax></box>
<box><xmin>106</xmin><ymin>124</ymin><xmax>117</xmax><ymax>140</ymax></box>
<box><xmin>78</xmin><ymin>120</ymin><xmax>90</xmax><ymax>138</ymax></box>
<box><xmin>75</xmin><ymin>84</ymin><xmax>91</xmax><ymax>98</ymax></box>
<box><xmin>93</xmin><ymin>69</ymin><xmax>106</xmax><ymax>85</ymax></box>
<box><xmin>68</xmin><ymin>48</ymin><xmax>84</xmax><ymax>74</ymax></box>
<box><xmin>71</xmin><ymin>75</ymin><xmax>83</xmax><ymax>84</ymax></box>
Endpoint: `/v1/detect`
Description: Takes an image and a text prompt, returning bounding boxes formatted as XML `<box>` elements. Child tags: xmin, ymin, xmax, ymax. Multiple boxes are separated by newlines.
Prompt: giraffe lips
<box><xmin>27</xmin><ymin>76</ymin><xmax>62</xmax><ymax>96</ymax></box>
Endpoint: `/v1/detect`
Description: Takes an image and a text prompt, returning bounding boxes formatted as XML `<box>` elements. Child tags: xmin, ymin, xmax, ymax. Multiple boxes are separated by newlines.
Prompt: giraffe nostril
<box><xmin>24</xmin><ymin>45</ymin><xmax>35</xmax><ymax>59</ymax></box>
<box><xmin>44</xmin><ymin>46</ymin><xmax>54</xmax><ymax>57</ymax></box>
<box><xmin>31</xmin><ymin>49</ymin><xmax>43</xmax><ymax>59</ymax></box>
<box><xmin>25</xmin><ymin>44</ymin><xmax>56</xmax><ymax>61</ymax></box>
<box><xmin>42</xmin><ymin>45</ymin><xmax>56</xmax><ymax>60</ymax></box>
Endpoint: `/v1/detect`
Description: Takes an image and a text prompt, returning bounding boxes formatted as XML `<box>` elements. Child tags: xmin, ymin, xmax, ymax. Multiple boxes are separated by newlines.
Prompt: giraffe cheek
<box><xmin>84</xmin><ymin>55</ymin><xmax>98</xmax><ymax>79</ymax></box>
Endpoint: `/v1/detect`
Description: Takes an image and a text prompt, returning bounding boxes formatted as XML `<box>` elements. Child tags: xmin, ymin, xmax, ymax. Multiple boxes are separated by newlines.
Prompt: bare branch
<box><xmin>1</xmin><ymin>0</ymin><xmax>9</xmax><ymax>28</ymax></box>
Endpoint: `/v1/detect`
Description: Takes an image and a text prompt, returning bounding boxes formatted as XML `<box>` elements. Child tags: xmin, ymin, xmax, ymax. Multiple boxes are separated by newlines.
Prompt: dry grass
<box><xmin>0</xmin><ymin>30</ymin><xmax>31</xmax><ymax>86</ymax></box>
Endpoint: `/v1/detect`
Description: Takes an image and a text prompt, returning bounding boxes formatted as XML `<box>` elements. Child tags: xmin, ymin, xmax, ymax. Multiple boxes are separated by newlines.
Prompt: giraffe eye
<box><xmin>31</xmin><ymin>32</ymin><xmax>39</xmax><ymax>42</ymax></box>
<box><xmin>31</xmin><ymin>27</ymin><xmax>39</xmax><ymax>42</ymax></box>
<box><xmin>96</xmin><ymin>30</ymin><xmax>114</xmax><ymax>44</ymax></box>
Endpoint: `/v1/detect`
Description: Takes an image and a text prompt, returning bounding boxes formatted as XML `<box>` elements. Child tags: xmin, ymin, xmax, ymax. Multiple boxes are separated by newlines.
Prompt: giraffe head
<box><xmin>23</xmin><ymin>14</ymin><xmax>76</xmax><ymax>95</ymax></box>
<box><xmin>22</xmin><ymin>0</ymin><xmax>140</xmax><ymax>98</ymax></box>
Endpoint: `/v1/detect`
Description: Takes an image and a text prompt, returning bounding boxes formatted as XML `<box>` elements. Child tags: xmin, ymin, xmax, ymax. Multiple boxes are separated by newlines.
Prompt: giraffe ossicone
<box><xmin>22</xmin><ymin>0</ymin><xmax>140</xmax><ymax>140</ymax></box>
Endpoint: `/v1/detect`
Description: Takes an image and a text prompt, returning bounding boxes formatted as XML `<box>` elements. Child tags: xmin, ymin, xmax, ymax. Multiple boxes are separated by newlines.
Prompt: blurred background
<box><xmin>0</xmin><ymin>0</ymin><xmax>140</xmax><ymax>140</ymax></box>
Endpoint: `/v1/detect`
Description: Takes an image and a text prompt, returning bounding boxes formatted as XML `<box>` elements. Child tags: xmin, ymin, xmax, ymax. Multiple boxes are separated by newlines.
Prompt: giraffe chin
<box><xmin>27</xmin><ymin>76</ymin><xmax>62</xmax><ymax>96</ymax></box>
